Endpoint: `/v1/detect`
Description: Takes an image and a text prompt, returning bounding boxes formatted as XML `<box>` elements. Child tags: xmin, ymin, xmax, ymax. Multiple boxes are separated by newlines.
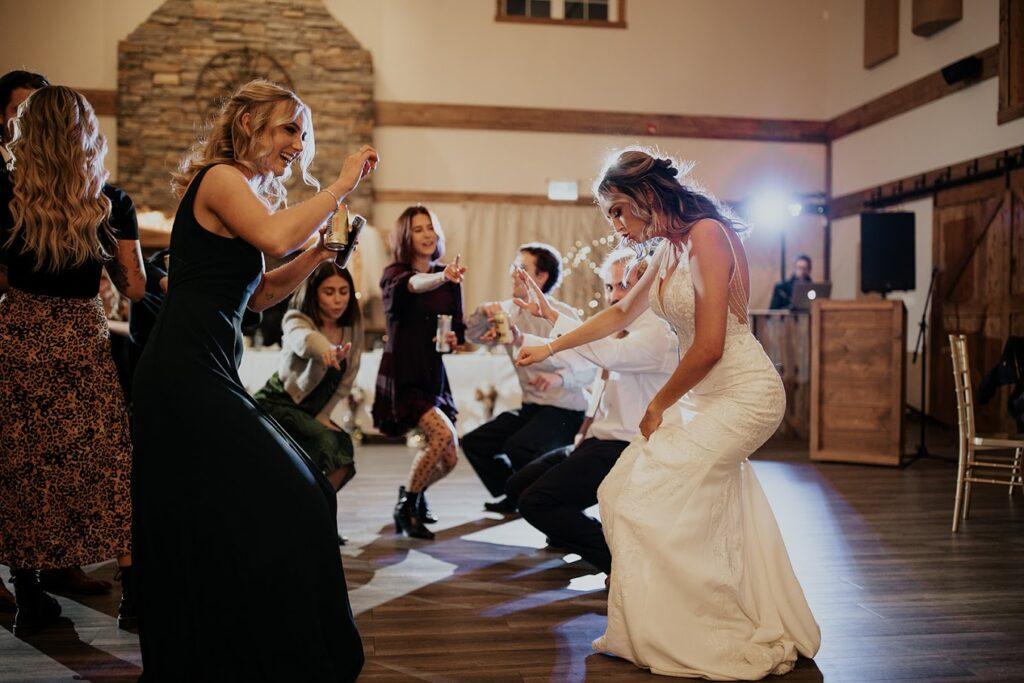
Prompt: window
<box><xmin>565</xmin><ymin>0</ymin><xmax>608</xmax><ymax>22</ymax></box>
<box><xmin>497</xmin><ymin>0</ymin><xmax>625</xmax><ymax>28</ymax></box>
<box><xmin>502</xmin><ymin>0</ymin><xmax>552</xmax><ymax>18</ymax></box>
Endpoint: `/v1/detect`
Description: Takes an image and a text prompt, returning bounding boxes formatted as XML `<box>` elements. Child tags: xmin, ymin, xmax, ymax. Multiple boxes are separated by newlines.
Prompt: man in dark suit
<box><xmin>770</xmin><ymin>253</ymin><xmax>813</xmax><ymax>310</ymax></box>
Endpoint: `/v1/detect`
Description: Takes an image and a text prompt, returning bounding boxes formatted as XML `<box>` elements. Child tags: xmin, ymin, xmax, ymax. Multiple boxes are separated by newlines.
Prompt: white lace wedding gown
<box><xmin>593</xmin><ymin>232</ymin><xmax>820</xmax><ymax>679</ymax></box>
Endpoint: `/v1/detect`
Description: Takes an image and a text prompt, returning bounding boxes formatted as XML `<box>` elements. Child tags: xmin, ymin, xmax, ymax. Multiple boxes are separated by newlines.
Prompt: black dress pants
<box><xmin>517</xmin><ymin>437</ymin><xmax>629</xmax><ymax>573</ymax></box>
<box><xmin>461</xmin><ymin>404</ymin><xmax>584</xmax><ymax>499</ymax></box>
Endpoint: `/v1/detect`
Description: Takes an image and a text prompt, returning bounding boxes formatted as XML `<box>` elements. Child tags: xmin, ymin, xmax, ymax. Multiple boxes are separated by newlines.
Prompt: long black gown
<box><xmin>131</xmin><ymin>165</ymin><xmax>363</xmax><ymax>681</ymax></box>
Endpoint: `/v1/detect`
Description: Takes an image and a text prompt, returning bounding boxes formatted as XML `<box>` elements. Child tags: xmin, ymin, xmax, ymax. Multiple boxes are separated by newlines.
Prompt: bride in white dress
<box><xmin>516</xmin><ymin>149</ymin><xmax>820</xmax><ymax>679</ymax></box>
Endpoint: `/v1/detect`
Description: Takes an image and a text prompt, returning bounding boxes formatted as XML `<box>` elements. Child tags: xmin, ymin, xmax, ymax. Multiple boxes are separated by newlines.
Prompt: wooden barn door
<box><xmin>931</xmin><ymin>170</ymin><xmax>1024</xmax><ymax>433</ymax></box>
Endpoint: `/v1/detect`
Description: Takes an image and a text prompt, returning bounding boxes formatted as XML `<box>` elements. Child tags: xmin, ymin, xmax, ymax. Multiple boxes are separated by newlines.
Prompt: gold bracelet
<box><xmin>546</xmin><ymin>342</ymin><xmax>555</xmax><ymax>356</ymax></box>
<box><xmin>319</xmin><ymin>187</ymin><xmax>341</xmax><ymax>209</ymax></box>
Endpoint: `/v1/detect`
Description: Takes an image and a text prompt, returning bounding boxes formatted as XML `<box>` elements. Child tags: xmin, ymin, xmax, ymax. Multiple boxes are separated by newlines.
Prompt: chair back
<box><xmin>949</xmin><ymin>334</ymin><xmax>975</xmax><ymax>445</ymax></box>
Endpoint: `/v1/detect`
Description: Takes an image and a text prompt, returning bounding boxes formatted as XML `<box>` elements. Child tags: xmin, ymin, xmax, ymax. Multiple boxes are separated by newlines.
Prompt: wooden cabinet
<box><xmin>810</xmin><ymin>300</ymin><xmax>906</xmax><ymax>466</ymax></box>
<box><xmin>750</xmin><ymin>310</ymin><xmax>811</xmax><ymax>439</ymax></box>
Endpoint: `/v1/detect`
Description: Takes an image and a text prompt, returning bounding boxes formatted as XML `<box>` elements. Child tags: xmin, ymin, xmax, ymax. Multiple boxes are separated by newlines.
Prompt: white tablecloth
<box><xmin>239</xmin><ymin>347</ymin><xmax>522</xmax><ymax>436</ymax></box>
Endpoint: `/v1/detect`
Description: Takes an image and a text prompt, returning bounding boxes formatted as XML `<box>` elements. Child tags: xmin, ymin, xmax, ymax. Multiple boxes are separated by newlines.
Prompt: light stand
<box><xmin>904</xmin><ymin>266</ymin><xmax>948</xmax><ymax>466</ymax></box>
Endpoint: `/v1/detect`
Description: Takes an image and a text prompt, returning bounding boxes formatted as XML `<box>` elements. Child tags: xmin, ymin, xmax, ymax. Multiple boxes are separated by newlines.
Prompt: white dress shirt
<box><xmin>523</xmin><ymin>308</ymin><xmax>678</xmax><ymax>442</ymax></box>
<box><xmin>466</xmin><ymin>298</ymin><xmax>595</xmax><ymax>413</ymax></box>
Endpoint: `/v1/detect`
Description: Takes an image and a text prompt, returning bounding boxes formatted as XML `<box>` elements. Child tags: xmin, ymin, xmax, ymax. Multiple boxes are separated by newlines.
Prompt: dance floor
<box><xmin>2</xmin><ymin>437</ymin><xmax>1023</xmax><ymax>682</ymax></box>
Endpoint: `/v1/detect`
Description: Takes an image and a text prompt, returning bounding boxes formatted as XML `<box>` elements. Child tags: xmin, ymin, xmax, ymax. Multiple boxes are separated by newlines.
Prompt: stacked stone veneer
<box><xmin>117</xmin><ymin>0</ymin><xmax>374</xmax><ymax>218</ymax></box>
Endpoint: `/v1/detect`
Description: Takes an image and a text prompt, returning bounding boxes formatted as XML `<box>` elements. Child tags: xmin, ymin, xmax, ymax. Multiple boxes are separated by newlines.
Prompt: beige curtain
<box><xmin>437</xmin><ymin>202</ymin><xmax>617</xmax><ymax>316</ymax></box>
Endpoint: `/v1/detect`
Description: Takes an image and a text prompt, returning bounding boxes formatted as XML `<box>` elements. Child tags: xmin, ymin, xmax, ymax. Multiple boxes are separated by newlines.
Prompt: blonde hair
<box><xmin>5</xmin><ymin>86</ymin><xmax>113</xmax><ymax>272</ymax></box>
<box><xmin>594</xmin><ymin>146</ymin><xmax>746</xmax><ymax>245</ymax></box>
<box><xmin>172</xmin><ymin>79</ymin><xmax>318</xmax><ymax>210</ymax></box>
<box><xmin>599</xmin><ymin>247</ymin><xmax>650</xmax><ymax>285</ymax></box>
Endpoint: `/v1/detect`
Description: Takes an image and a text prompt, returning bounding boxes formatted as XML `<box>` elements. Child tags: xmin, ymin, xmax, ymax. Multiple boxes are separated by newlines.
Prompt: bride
<box><xmin>516</xmin><ymin>148</ymin><xmax>820</xmax><ymax>679</ymax></box>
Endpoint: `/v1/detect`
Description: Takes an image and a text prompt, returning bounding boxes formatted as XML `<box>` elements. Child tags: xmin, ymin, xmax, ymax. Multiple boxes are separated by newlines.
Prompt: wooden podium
<box><xmin>809</xmin><ymin>300</ymin><xmax>906</xmax><ymax>466</ymax></box>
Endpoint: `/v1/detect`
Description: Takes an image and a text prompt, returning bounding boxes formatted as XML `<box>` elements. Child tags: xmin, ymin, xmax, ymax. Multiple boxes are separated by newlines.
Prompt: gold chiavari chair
<box><xmin>949</xmin><ymin>334</ymin><xmax>1024</xmax><ymax>532</ymax></box>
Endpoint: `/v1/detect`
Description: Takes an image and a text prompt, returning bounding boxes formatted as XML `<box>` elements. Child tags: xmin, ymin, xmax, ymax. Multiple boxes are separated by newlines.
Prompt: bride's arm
<box><xmin>515</xmin><ymin>255</ymin><xmax>658</xmax><ymax>367</ymax></box>
<box><xmin>639</xmin><ymin>221</ymin><xmax>732</xmax><ymax>438</ymax></box>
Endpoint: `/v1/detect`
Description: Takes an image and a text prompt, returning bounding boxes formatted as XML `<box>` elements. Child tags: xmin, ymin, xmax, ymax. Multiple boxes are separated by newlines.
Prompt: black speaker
<box><xmin>941</xmin><ymin>55</ymin><xmax>983</xmax><ymax>85</ymax></box>
<box><xmin>860</xmin><ymin>212</ymin><xmax>915</xmax><ymax>294</ymax></box>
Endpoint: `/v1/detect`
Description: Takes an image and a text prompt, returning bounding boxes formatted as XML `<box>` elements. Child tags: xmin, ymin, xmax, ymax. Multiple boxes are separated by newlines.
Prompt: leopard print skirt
<box><xmin>0</xmin><ymin>288</ymin><xmax>132</xmax><ymax>569</ymax></box>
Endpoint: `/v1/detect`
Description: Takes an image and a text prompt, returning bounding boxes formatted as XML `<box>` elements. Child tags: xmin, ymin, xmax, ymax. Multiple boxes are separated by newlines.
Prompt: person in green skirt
<box><xmin>255</xmin><ymin>262</ymin><xmax>364</xmax><ymax>524</ymax></box>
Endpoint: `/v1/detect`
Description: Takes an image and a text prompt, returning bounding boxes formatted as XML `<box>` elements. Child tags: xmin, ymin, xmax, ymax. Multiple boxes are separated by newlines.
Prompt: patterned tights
<box><xmin>407</xmin><ymin>408</ymin><xmax>459</xmax><ymax>492</ymax></box>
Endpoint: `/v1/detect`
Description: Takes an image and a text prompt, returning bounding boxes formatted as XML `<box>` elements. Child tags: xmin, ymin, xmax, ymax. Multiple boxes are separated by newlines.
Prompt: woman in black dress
<box><xmin>131</xmin><ymin>79</ymin><xmax>376</xmax><ymax>681</ymax></box>
<box><xmin>0</xmin><ymin>86</ymin><xmax>146</xmax><ymax>634</ymax></box>
<box><xmin>372</xmin><ymin>206</ymin><xmax>466</xmax><ymax>540</ymax></box>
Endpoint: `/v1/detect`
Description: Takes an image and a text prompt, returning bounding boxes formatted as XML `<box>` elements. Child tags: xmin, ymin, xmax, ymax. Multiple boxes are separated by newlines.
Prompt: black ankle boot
<box><xmin>115</xmin><ymin>566</ymin><xmax>138</xmax><ymax>631</ymax></box>
<box><xmin>11</xmin><ymin>569</ymin><xmax>62</xmax><ymax>637</ymax></box>
<box><xmin>393</xmin><ymin>487</ymin><xmax>434</xmax><ymax>540</ymax></box>
<box><xmin>397</xmin><ymin>486</ymin><xmax>438</xmax><ymax>526</ymax></box>
<box><xmin>416</xmin><ymin>489</ymin><xmax>438</xmax><ymax>524</ymax></box>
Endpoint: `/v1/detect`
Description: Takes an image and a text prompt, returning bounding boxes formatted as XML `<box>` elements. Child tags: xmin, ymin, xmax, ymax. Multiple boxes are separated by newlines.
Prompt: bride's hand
<box><xmin>516</xmin><ymin>344</ymin><xmax>551</xmax><ymax>367</ymax></box>
<box><xmin>639</xmin><ymin>401</ymin><xmax>665</xmax><ymax>439</ymax></box>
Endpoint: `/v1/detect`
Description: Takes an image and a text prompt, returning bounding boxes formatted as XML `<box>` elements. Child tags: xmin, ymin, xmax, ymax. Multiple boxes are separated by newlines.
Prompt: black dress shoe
<box><xmin>11</xmin><ymin>569</ymin><xmax>62</xmax><ymax>638</ymax></box>
<box><xmin>484</xmin><ymin>497</ymin><xmax>518</xmax><ymax>514</ymax></box>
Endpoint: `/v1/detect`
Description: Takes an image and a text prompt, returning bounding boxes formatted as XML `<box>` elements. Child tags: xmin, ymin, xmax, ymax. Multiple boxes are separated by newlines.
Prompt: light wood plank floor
<box><xmin>2</xmin><ymin>436</ymin><xmax>1022</xmax><ymax>682</ymax></box>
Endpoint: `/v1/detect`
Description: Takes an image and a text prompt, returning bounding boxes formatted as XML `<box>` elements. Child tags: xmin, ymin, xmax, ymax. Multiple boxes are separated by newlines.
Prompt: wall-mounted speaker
<box><xmin>941</xmin><ymin>55</ymin><xmax>983</xmax><ymax>85</ymax></box>
<box><xmin>861</xmin><ymin>212</ymin><xmax>916</xmax><ymax>294</ymax></box>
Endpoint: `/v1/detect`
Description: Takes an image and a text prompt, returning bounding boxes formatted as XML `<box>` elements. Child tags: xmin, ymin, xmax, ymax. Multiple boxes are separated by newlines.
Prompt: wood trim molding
<box><xmin>375</xmin><ymin>101</ymin><xmax>827</xmax><ymax>143</ymax></box>
<box><xmin>828</xmin><ymin>44</ymin><xmax>998</xmax><ymax>140</ymax></box>
<box><xmin>78</xmin><ymin>88</ymin><xmax>117</xmax><ymax>116</ymax></box>
<box><xmin>375</xmin><ymin>189</ymin><xmax>597</xmax><ymax>207</ymax></box>
<box><xmin>827</xmin><ymin>144</ymin><xmax>1023</xmax><ymax>219</ymax></box>
<box><xmin>76</xmin><ymin>43</ymin><xmax>999</xmax><ymax>143</ymax></box>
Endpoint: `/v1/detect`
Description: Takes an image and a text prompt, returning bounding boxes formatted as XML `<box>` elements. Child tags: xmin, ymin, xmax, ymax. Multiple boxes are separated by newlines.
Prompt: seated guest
<box><xmin>255</xmin><ymin>263</ymin><xmax>363</xmax><ymax>543</ymax></box>
<box><xmin>512</xmin><ymin>249</ymin><xmax>677</xmax><ymax>573</ymax></box>
<box><xmin>769</xmin><ymin>253</ymin><xmax>813</xmax><ymax>310</ymax></box>
<box><xmin>461</xmin><ymin>243</ymin><xmax>595</xmax><ymax>514</ymax></box>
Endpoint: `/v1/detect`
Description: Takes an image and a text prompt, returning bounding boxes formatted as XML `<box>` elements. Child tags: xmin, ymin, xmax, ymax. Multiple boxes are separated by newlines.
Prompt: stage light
<box><xmin>788</xmin><ymin>202</ymin><xmax>803</xmax><ymax>217</ymax></box>
<box><xmin>747</xmin><ymin>190</ymin><xmax>796</xmax><ymax>229</ymax></box>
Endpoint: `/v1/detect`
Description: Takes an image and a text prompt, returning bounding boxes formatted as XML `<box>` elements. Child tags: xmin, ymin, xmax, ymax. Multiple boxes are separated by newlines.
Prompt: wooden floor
<box><xmin>2</xmin><ymin>434</ymin><xmax>1023</xmax><ymax>682</ymax></box>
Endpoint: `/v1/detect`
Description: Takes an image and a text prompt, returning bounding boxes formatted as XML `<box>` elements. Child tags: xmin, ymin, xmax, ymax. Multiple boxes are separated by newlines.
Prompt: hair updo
<box><xmin>593</xmin><ymin>146</ymin><xmax>746</xmax><ymax>244</ymax></box>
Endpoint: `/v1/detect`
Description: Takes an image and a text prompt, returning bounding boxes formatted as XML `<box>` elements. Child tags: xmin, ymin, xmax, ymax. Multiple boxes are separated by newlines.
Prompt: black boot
<box><xmin>398</xmin><ymin>486</ymin><xmax>438</xmax><ymax>525</ymax></box>
<box><xmin>11</xmin><ymin>569</ymin><xmax>62</xmax><ymax>637</ymax></box>
<box><xmin>115</xmin><ymin>566</ymin><xmax>138</xmax><ymax>631</ymax></box>
<box><xmin>393</xmin><ymin>487</ymin><xmax>435</xmax><ymax>540</ymax></box>
<box><xmin>416</xmin><ymin>489</ymin><xmax>439</xmax><ymax>524</ymax></box>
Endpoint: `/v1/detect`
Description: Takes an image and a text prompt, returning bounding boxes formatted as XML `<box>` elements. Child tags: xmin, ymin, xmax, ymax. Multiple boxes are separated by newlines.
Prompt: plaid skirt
<box><xmin>0</xmin><ymin>287</ymin><xmax>132</xmax><ymax>568</ymax></box>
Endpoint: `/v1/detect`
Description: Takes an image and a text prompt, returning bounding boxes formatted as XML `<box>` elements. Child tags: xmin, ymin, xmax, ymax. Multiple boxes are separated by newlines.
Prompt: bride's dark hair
<box><xmin>594</xmin><ymin>146</ymin><xmax>746</xmax><ymax>244</ymax></box>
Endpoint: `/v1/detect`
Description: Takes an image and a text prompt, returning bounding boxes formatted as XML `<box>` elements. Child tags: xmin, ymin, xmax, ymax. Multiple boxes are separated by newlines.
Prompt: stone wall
<box><xmin>117</xmin><ymin>0</ymin><xmax>373</xmax><ymax>218</ymax></box>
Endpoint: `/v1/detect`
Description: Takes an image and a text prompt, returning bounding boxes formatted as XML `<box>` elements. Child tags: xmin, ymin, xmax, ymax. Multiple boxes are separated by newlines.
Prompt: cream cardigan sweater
<box><xmin>278</xmin><ymin>310</ymin><xmax>363</xmax><ymax>419</ymax></box>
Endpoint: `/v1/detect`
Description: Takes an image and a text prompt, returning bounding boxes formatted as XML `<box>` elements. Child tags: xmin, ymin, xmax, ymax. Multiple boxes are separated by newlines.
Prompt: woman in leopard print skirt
<box><xmin>0</xmin><ymin>87</ymin><xmax>146</xmax><ymax>636</ymax></box>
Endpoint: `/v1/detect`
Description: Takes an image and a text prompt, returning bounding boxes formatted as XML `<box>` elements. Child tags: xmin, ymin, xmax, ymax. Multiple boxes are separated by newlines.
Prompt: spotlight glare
<box><xmin>747</xmin><ymin>190</ymin><xmax>798</xmax><ymax>229</ymax></box>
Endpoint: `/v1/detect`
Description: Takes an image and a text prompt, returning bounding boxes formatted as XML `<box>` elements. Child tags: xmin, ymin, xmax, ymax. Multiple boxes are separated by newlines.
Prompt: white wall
<box><xmin>328</xmin><ymin>0</ymin><xmax>830</xmax><ymax>119</ymax></box>
<box><xmin>826</xmin><ymin>0</ymin><xmax>1023</xmax><ymax>351</ymax></box>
